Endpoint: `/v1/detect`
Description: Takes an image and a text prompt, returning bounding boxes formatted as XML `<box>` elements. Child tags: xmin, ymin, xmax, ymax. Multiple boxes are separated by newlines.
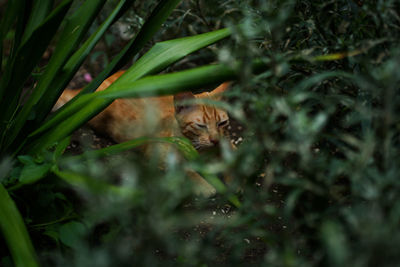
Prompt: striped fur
<box><xmin>55</xmin><ymin>71</ymin><xmax>232</xmax><ymax>195</ymax></box>
<box><xmin>55</xmin><ymin>71</ymin><xmax>231</xmax><ymax>150</ymax></box>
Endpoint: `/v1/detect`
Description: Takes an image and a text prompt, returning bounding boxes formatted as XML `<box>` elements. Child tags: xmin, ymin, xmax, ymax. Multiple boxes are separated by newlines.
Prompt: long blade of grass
<box><xmin>11</xmin><ymin>137</ymin><xmax>196</xmax><ymax>190</ymax></box>
<box><xmin>5</xmin><ymin>0</ymin><xmax>183</xmax><ymax>152</ymax></box>
<box><xmin>100</xmin><ymin>61</ymin><xmax>239</xmax><ymax>98</ymax></box>
<box><xmin>22</xmin><ymin>0</ymin><xmax>54</xmax><ymax>44</ymax></box>
<box><xmin>0</xmin><ymin>0</ymin><xmax>24</xmax><ymax>72</ymax></box>
<box><xmin>0</xmin><ymin>184</ymin><xmax>39</xmax><ymax>267</ymax></box>
<box><xmin>111</xmin><ymin>0</ymin><xmax>184</xmax><ymax>73</ymax></box>
<box><xmin>25</xmin><ymin>60</ymin><xmax>268</xmax><ymax>154</ymax></box>
<box><xmin>0</xmin><ymin>0</ymin><xmax>70</xmax><ymax>101</ymax></box>
<box><xmin>10</xmin><ymin>2</ymin><xmax>31</xmax><ymax>61</ymax></box>
<box><xmin>1</xmin><ymin>1</ymin><xmax>30</xmax><ymax>72</ymax></box>
<box><xmin>3</xmin><ymin>0</ymin><xmax>106</xmax><ymax>150</ymax></box>
<box><xmin>71</xmin><ymin>136</ymin><xmax>199</xmax><ymax>161</ymax></box>
<box><xmin>0</xmin><ymin>0</ymin><xmax>71</xmax><ymax>101</ymax></box>
<box><xmin>31</xmin><ymin>27</ymin><xmax>231</xmax><ymax>139</ymax></box>
<box><xmin>294</xmin><ymin>71</ymin><xmax>354</xmax><ymax>92</ymax></box>
<box><xmin>311</xmin><ymin>39</ymin><xmax>387</xmax><ymax>62</ymax></box>
<box><xmin>33</xmin><ymin>0</ymin><xmax>129</xmax><ymax>124</ymax></box>
<box><xmin>64</xmin><ymin>136</ymin><xmax>242</xmax><ymax>206</ymax></box>
<box><xmin>52</xmin><ymin>167</ymin><xmax>137</xmax><ymax>199</ymax></box>
<box><xmin>63</xmin><ymin>0</ymin><xmax>183</xmax><ymax>98</ymax></box>
<box><xmin>67</xmin><ymin>0</ymin><xmax>183</xmax><ymax>99</ymax></box>
<box><xmin>1</xmin><ymin>0</ymin><xmax>54</xmax><ymax>118</ymax></box>
<box><xmin>110</xmin><ymin>27</ymin><xmax>232</xmax><ymax>85</ymax></box>
<box><xmin>0</xmin><ymin>0</ymin><xmax>73</xmax><ymax>150</ymax></box>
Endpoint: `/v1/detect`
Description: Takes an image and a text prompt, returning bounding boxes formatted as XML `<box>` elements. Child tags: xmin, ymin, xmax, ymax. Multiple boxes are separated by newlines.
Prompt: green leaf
<box><xmin>40</xmin><ymin>0</ymin><xmax>184</xmax><ymax>134</ymax></box>
<box><xmin>19</xmin><ymin>162</ymin><xmax>52</xmax><ymax>186</ymax></box>
<box><xmin>110</xmin><ymin>0</ymin><xmax>184</xmax><ymax>73</ymax></box>
<box><xmin>284</xmin><ymin>188</ymin><xmax>303</xmax><ymax>218</ymax></box>
<box><xmin>25</xmin><ymin>64</ymin><xmax>231</xmax><ymax>153</ymax></box>
<box><xmin>22</xmin><ymin>0</ymin><xmax>54</xmax><ymax>45</ymax></box>
<box><xmin>59</xmin><ymin>221</ymin><xmax>86</xmax><ymax>249</ymax></box>
<box><xmin>72</xmin><ymin>136</ymin><xmax>199</xmax><ymax>161</ymax></box>
<box><xmin>52</xmin><ymin>167</ymin><xmax>137</xmax><ymax>198</ymax></box>
<box><xmin>26</xmin><ymin>60</ymin><xmax>268</xmax><ymax>153</ymax></box>
<box><xmin>43</xmin><ymin>230</ymin><xmax>60</xmax><ymax>246</ymax></box>
<box><xmin>33</xmin><ymin>0</ymin><xmax>130</xmax><ymax>124</ymax></box>
<box><xmin>17</xmin><ymin>155</ymin><xmax>36</xmax><ymax>165</ymax></box>
<box><xmin>29</xmin><ymin>27</ymin><xmax>233</xmax><ymax>141</ymax></box>
<box><xmin>0</xmin><ymin>0</ymin><xmax>71</xmax><ymax>101</ymax></box>
<box><xmin>101</xmin><ymin>62</ymin><xmax>237</xmax><ymax>98</ymax></box>
<box><xmin>62</xmin><ymin>0</ymin><xmax>184</xmax><ymax>103</ymax></box>
<box><xmin>3</xmin><ymin>0</ymin><xmax>106</xmax><ymax>151</ymax></box>
<box><xmin>6</xmin><ymin>156</ymin><xmax>52</xmax><ymax>190</ymax></box>
<box><xmin>108</xmin><ymin>27</ymin><xmax>232</xmax><ymax>87</ymax></box>
<box><xmin>53</xmin><ymin>136</ymin><xmax>71</xmax><ymax>160</ymax></box>
<box><xmin>294</xmin><ymin>71</ymin><xmax>354</xmax><ymax>92</ymax></box>
<box><xmin>0</xmin><ymin>184</ymin><xmax>39</xmax><ymax>267</ymax></box>
<box><xmin>0</xmin><ymin>157</ymin><xmax>13</xmax><ymax>181</ymax></box>
<box><xmin>0</xmin><ymin>0</ymin><xmax>24</xmax><ymax>71</ymax></box>
<box><xmin>11</xmin><ymin>136</ymin><xmax>197</xmax><ymax>190</ymax></box>
<box><xmin>5</xmin><ymin>0</ymin><xmax>183</xmax><ymax>153</ymax></box>
<box><xmin>320</xmin><ymin>221</ymin><xmax>349</xmax><ymax>266</ymax></box>
<box><xmin>0</xmin><ymin>0</ymin><xmax>73</xmax><ymax>149</ymax></box>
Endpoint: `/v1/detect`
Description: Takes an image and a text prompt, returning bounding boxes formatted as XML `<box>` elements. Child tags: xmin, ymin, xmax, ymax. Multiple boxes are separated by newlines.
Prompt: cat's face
<box><xmin>174</xmin><ymin>83</ymin><xmax>230</xmax><ymax>151</ymax></box>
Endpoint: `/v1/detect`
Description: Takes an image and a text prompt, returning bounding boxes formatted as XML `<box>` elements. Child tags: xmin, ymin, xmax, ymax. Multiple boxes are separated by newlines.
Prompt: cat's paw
<box><xmin>186</xmin><ymin>169</ymin><xmax>217</xmax><ymax>197</ymax></box>
<box><xmin>194</xmin><ymin>182</ymin><xmax>216</xmax><ymax>197</ymax></box>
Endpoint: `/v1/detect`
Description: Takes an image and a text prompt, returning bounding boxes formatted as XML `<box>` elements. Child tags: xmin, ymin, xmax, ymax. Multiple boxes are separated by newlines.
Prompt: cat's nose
<box><xmin>209</xmin><ymin>138</ymin><xmax>219</xmax><ymax>146</ymax></box>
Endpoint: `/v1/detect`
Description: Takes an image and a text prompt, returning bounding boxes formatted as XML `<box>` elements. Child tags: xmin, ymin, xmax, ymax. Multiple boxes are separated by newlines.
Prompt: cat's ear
<box><xmin>174</xmin><ymin>92</ymin><xmax>195</xmax><ymax>113</ymax></box>
<box><xmin>210</xmin><ymin>82</ymin><xmax>231</xmax><ymax>100</ymax></box>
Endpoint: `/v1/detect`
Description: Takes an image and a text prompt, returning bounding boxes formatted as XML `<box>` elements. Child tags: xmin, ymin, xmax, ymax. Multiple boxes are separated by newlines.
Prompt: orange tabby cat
<box><xmin>55</xmin><ymin>70</ymin><xmax>232</xmax><ymax>195</ymax></box>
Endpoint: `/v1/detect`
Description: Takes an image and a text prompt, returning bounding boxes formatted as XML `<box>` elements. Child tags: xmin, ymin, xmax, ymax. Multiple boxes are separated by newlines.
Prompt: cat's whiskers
<box><xmin>191</xmin><ymin>141</ymin><xmax>202</xmax><ymax>150</ymax></box>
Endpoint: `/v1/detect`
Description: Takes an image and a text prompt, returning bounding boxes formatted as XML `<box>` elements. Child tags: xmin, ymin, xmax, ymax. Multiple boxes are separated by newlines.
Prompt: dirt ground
<box><xmin>62</xmin><ymin>72</ymin><xmax>262</xmax><ymax>262</ymax></box>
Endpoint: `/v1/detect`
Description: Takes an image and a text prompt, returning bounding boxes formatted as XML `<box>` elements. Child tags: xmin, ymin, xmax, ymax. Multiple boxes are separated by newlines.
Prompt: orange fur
<box><xmin>55</xmin><ymin>71</ymin><xmax>232</xmax><ymax>196</ymax></box>
<box><xmin>56</xmin><ymin>70</ymin><xmax>231</xmax><ymax>148</ymax></box>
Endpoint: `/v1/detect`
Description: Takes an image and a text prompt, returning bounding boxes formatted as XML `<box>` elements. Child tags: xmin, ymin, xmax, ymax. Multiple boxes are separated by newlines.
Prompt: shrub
<box><xmin>1</xmin><ymin>0</ymin><xmax>400</xmax><ymax>266</ymax></box>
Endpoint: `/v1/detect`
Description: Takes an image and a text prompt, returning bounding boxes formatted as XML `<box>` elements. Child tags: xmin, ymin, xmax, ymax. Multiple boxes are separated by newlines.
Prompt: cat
<box><xmin>55</xmin><ymin>70</ymin><xmax>233</xmax><ymax>196</ymax></box>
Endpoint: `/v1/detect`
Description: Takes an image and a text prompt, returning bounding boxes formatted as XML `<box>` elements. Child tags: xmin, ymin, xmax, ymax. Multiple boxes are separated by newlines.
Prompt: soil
<box><xmin>62</xmin><ymin>71</ymin><xmax>257</xmax><ymax>262</ymax></box>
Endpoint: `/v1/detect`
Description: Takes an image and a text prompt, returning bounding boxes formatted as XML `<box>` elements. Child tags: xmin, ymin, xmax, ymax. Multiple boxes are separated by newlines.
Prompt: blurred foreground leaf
<box><xmin>0</xmin><ymin>184</ymin><xmax>38</xmax><ymax>267</ymax></box>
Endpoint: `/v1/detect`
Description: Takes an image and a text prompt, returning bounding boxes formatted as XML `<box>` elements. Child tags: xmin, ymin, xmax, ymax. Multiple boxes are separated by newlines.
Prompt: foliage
<box><xmin>0</xmin><ymin>0</ymin><xmax>237</xmax><ymax>265</ymax></box>
<box><xmin>1</xmin><ymin>0</ymin><xmax>400</xmax><ymax>266</ymax></box>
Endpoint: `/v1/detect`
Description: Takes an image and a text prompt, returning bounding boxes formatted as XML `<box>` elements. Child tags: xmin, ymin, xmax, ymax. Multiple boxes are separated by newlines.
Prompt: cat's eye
<box><xmin>217</xmin><ymin>120</ymin><xmax>229</xmax><ymax>127</ymax></box>
<box><xmin>196</xmin><ymin>123</ymin><xmax>207</xmax><ymax>129</ymax></box>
